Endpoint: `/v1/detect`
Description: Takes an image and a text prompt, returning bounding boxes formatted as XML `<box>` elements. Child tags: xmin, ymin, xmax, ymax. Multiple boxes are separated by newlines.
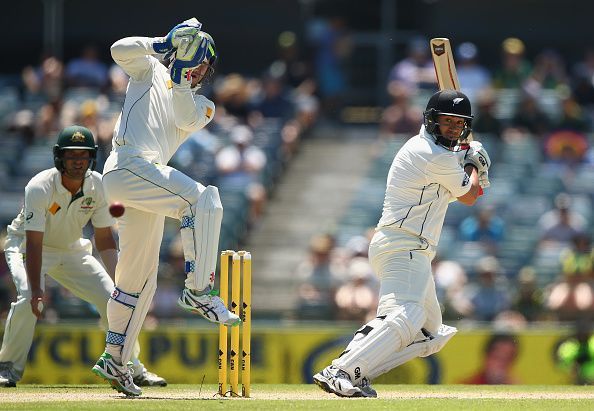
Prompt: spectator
<box><xmin>510</xmin><ymin>266</ymin><xmax>545</xmax><ymax>322</ymax></box>
<box><xmin>306</xmin><ymin>16</ymin><xmax>351</xmax><ymax>118</ymax></box>
<box><xmin>493</xmin><ymin>37</ymin><xmax>532</xmax><ymax>89</ymax></box>
<box><xmin>379</xmin><ymin>81</ymin><xmax>422</xmax><ymax>136</ymax></box>
<box><xmin>387</xmin><ymin>37</ymin><xmax>436</xmax><ymax>94</ymax></box>
<box><xmin>554</xmin><ymin>95</ymin><xmax>591</xmax><ymax>133</ymax></box>
<box><xmin>507</xmin><ymin>92</ymin><xmax>551</xmax><ymax>137</ymax></box>
<box><xmin>459</xmin><ymin>205</ymin><xmax>505</xmax><ymax>254</ymax></box>
<box><xmin>472</xmin><ymin>88</ymin><xmax>504</xmax><ymax>137</ymax></box>
<box><xmin>524</xmin><ymin>49</ymin><xmax>569</xmax><ymax>94</ymax></box>
<box><xmin>571</xmin><ymin>49</ymin><xmax>594</xmax><ymax>108</ymax></box>
<box><xmin>215</xmin><ymin>125</ymin><xmax>267</xmax><ymax>224</ymax></box>
<box><xmin>333</xmin><ymin>257</ymin><xmax>379</xmax><ymax>323</ymax></box>
<box><xmin>249</xmin><ymin>70</ymin><xmax>294</xmax><ymax>121</ymax></box>
<box><xmin>432</xmin><ymin>256</ymin><xmax>471</xmax><ymax>321</ymax></box>
<box><xmin>65</xmin><ymin>45</ymin><xmax>109</xmax><ymax>89</ymax></box>
<box><xmin>460</xmin><ymin>333</ymin><xmax>520</xmax><ymax>384</ymax></box>
<box><xmin>463</xmin><ymin>256</ymin><xmax>511</xmax><ymax>321</ymax></box>
<box><xmin>538</xmin><ymin>193</ymin><xmax>588</xmax><ymax>246</ymax></box>
<box><xmin>456</xmin><ymin>42</ymin><xmax>492</xmax><ymax>102</ymax></box>
<box><xmin>295</xmin><ymin>234</ymin><xmax>345</xmax><ymax>320</ymax></box>
<box><xmin>21</xmin><ymin>55</ymin><xmax>64</xmax><ymax>100</ymax></box>
<box><xmin>546</xmin><ymin>232</ymin><xmax>594</xmax><ymax>321</ymax></box>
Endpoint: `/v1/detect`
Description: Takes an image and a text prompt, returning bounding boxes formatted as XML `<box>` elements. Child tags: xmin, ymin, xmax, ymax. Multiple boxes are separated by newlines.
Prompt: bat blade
<box><xmin>430</xmin><ymin>38</ymin><xmax>460</xmax><ymax>91</ymax></box>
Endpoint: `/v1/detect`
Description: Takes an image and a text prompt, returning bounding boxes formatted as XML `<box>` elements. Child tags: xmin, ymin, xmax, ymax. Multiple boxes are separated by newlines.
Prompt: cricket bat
<box><xmin>430</xmin><ymin>37</ymin><xmax>483</xmax><ymax>194</ymax></box>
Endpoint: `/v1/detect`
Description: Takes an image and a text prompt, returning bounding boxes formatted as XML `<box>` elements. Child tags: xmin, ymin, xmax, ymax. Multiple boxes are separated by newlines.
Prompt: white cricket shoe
<box><xmin>357</xmin><ymin>377</ymin><xmax>377</xmax><ymax>398</ymax></box>
<box><xmin>133</xmin><ymin>368</ymin><xmax>167</xmax><ymax>387</ymax></box>
<box><xmin>313</xmin><ymin>365</ymin><xmax>364</xmax><ymax>398</ymax></box>
<box><xmin>177</xmin><ymin>288</ymin><xmax>241</xmax><ymax>326</ymax></box>
<box><xmin>92</xmin><ymin>352</ymin><xmax>142</xmax><ymax>396</ymax></box>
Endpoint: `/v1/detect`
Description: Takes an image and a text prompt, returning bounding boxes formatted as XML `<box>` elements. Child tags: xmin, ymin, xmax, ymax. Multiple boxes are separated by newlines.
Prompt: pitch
<box><xmin>1</xmin><ymin>384</ymin><xmax>593</xmax><ymax>410</ymax></box>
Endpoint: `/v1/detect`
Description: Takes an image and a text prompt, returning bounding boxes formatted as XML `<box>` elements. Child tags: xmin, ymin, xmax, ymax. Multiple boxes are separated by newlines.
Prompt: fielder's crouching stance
<box><xmin>313</xmin><ymin>90</ymin><xmax>491</xmax><ymax>397</ymax></box>
<box><xmin>91</xmin><ymin>18</ymin><xmax>239</xmax><ymax>396</ymax></box>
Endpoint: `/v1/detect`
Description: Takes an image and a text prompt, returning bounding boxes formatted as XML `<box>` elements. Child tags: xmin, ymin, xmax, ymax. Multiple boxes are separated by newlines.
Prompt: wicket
<box><xmin>218</xmin><ymin>250</ymin><xmax>252</xmax><ymax>397</ymax></box>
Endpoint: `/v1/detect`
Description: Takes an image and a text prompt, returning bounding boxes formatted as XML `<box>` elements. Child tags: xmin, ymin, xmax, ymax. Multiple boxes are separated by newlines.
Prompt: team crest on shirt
<box><xmin>79</xmin><ymin>197</ymin><xmax>95</xmax><ymax>213</ymax></box>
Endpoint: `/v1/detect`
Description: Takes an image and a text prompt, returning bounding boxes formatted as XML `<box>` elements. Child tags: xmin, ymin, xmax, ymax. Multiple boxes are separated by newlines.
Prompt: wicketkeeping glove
<box><xmin>153</xmin><ymin>17</ymin><xmax>202</xmax><ymax>55</ymax></box>
<box><xmin>170</xmin><ymin>35</ymin><xmax>209</xmax><ymax>85</ymax></box>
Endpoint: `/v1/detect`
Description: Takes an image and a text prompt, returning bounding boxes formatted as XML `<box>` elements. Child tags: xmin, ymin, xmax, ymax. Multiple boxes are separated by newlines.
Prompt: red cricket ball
<box><xmin>109</xmin><ymin>202</ymin><xmax>125</xmax><ymax>218</ymax></box>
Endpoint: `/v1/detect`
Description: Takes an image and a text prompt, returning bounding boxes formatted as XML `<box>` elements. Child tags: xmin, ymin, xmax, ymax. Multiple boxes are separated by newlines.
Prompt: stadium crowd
<box><xmin>0</xmin><ymin>33</ymin><xmax>593</xmax><ymax>330</ymax></box>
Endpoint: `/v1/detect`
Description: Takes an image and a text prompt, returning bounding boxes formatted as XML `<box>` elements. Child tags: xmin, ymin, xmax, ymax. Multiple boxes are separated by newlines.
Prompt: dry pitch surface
<box><xmin>2</xmin><ymin>384</ymin><xmax>594</xmax><ymax>410</ymax></box>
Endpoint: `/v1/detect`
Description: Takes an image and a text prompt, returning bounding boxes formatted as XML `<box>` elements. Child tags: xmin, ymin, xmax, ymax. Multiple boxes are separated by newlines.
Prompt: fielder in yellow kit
<box><xmin>91</xmin><ymin>18</ymin><xmax>239</xmax><ymax>396</ymax></box>
<box><xmin>0</xmin><ymin>126</ymin><xmax>165</xmax><ymax>388</ymax></box>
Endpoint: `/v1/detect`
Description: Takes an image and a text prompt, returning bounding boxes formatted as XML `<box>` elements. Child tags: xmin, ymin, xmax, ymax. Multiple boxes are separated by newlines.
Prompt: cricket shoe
<box><xmin>133</xmin><ymin>369</ymin><xmax>167</xmax><ymax>387</ymax></box>
<box><xmin>177</xmin><ymin>288</ymin><xmax>241</xmax><ymax>326</ymax></box>
<box><xmin>92</xmin><ymin>352</ymin><xmax>142</xmax><ymax>396</ymax></box>
<box><xmin>313</xmin><ymin>365</ymin><xmax>364</xmax><ymax>398</ymax></box>
<box><xmin>356</xmin><ymin>377</ymin><xmax>377</xmax><ymax>398</ymax></box>
<box><xmin>0</xmin><ymin>371</ymin><xmax>16</xmax><ymax>388</ymax></box>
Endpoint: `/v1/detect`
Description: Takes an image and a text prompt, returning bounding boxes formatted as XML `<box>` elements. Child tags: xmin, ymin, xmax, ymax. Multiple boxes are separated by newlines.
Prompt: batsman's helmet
<box><xmin>423</xmin><ymin>89</ymin><xmax>473</xmax><ymax>149</ymax></box>
<box><xmin>53</xmin><ymin>125</ymin><xmax>98</xmax><ymax>172</ymax></box>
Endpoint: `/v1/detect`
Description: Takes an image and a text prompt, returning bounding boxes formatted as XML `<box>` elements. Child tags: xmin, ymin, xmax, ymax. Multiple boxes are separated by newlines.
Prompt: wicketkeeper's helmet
<box><xmin>423</xmin><ymin>89</ymin><xmax>473</xmax><ymax>149</ymax></box>
<box><xmin>53</xmin><ymin>125</ymin><xmax>98</xmax><ymax>172</ymax></box>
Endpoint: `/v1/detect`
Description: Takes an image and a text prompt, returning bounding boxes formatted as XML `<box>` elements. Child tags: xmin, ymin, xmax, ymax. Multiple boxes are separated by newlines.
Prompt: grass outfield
<box><xmin>1</xmin><ymin>384</ymin><xmax>593</xmax><ymax>410</ymax></box>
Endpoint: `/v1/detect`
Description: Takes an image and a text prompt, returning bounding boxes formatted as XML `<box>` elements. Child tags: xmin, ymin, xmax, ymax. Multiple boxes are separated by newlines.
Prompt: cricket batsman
<box><xmin>313</xmin><ymin>89</ymin><xmax>491</xmax><ymax>397</ymax></box>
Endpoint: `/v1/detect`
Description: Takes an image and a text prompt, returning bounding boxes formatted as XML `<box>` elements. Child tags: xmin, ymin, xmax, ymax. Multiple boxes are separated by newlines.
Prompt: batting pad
<box><xmin>121</xmin><ymin>277</ymin><xmax>158</xmax><ymax>364</ymax></box>
<box><xmin>366</xmin><ymin>323</ymin><xmax>457</xmax><ymax>380</ymax></box>
<box><xmin>181</xmin><ymin>185</ymin><xmax>223</xmax><ymax>291</ymax></box>
<box><xmin>333</xmin><ymin>302</ymin><xmax>426</xmax><ymax>385</ymax></box>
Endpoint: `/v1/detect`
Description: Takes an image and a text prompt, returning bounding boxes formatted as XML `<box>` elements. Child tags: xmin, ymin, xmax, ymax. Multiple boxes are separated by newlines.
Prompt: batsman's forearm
<box><xmin>464</xmin><ymin>165</ymin><xmax>481</xmax><ymax>197</ymax></box>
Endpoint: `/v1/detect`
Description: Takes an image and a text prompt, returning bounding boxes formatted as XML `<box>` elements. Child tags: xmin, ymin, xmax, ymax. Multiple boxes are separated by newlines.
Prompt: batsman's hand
<box><xmin>463</xmin><ymin>141</ymin><xmax>491</xmax><ymax>173</ymax></box>
<box><xmin>153</xmin><ymin>17</ymin><xmax>202</xmax><ymax>55</ymax></box>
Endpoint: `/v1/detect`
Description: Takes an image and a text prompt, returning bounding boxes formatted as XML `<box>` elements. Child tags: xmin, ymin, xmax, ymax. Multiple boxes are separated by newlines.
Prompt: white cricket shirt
<box><xmin>377</xmin><ymin>126</ymin><xmax>471</xmax><ymax>246</ymax></box>
<box><xmin>108</xmin><ymin>37</ymin><xmax>215</xmax><ymax>165</ymax></box>
<box><xmin>4</xmin><ymin>168</ymin><xmax>115</xmax><ymax>252</ymax></box>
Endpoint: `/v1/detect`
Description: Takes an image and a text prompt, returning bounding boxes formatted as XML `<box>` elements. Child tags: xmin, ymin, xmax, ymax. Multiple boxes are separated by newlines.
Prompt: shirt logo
<box><xmin>49</xmin><ymin>202</ymin><xmax>61</xmax><ymax>215</ymax></box>
<box><xmin>80</xmin><ymin>197</ymin><xmax>95</xmax><ymax>210</ymax></box>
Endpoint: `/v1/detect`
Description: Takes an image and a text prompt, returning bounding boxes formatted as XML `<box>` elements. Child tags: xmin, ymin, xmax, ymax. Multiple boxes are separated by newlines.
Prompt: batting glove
<box><xmin>478</xmin><ymin>170</ymin><xmax>490</xmax><ymax>189</ymax></box>
<box><xmin>153</xmin><ymin>17</ymin><xmax>202</xmax><ymax>55</ymax></box>
<box><xmin>463</xmin><ymin>141</ymin><xmax>491</xmax><ymax>173</ymax></box>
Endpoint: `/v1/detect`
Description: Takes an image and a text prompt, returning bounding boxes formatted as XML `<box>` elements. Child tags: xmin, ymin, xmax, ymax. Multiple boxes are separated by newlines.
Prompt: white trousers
<box><xmin>368</xmin><ymin>227</ymin><xmax>442</xmax><ymax>334</ymax></box>
<box><xmin>101</xmin><ymin>149</ymin><xmax>221</xmax><ymax>363</ymax></box>
<box><xmin>0</xmin><ymin>245</ymin><xmax>115</xmax><ymax>381</ymax></box>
